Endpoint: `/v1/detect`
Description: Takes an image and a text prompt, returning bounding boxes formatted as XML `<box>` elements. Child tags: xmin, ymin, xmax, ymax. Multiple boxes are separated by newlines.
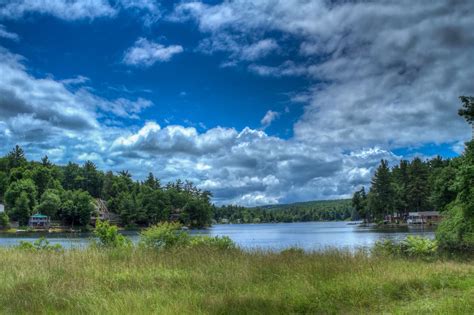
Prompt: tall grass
<box><xmin>0</xmin><ymin>247</ymin><xmax>473</xmax><ymax>314</ymax></box>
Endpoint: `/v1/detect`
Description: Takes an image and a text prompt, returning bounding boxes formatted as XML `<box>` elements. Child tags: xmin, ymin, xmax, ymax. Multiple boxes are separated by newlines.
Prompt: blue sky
<box><xmin>0</xmin><ymin>0</ymin><xmax>472</xmax><ymax>205</ymax></box>
<box><xmin>1</xmin><ymin>9</ymin><xmax>306</xmax><ymax>137</ymax></box>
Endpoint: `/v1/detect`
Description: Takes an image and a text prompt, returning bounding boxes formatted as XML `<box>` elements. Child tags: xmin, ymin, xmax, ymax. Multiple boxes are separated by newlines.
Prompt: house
<box><xmin>407</xmin><ymin>211</ymin><xmax>441</xmax><ymax>225</ymax></box>
<box><xmin>0</xmin><ymin>204</ymin><xmax>4</xmax><ymax>213</ymax></box>
<box><xmin>384</xmin><ymin>212</ymin><xmax>403</xmax><ymax>224</ymax></box>
<box><xmin>90</xmin><ymin>199</ymin><xmax>120</xmax><ymax>225</ymax></box>
<box><xmin>28</xmin><ymin>214</ymin><xmax>50</xmax><ymax>229</ymax></box>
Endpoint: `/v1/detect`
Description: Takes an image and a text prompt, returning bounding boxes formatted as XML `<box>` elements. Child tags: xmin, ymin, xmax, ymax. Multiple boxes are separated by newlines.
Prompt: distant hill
<box><xmin>215</xmin><ymin>199</ymin><xmax>355</xmax><ymax>223</ymax></box>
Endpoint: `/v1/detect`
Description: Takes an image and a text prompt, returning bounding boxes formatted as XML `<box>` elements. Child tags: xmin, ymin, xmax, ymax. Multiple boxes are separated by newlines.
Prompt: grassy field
<box><xmin>0</xmin><ymin>247</ymin><xmax>473</xmax><ymax>314</ymax></box>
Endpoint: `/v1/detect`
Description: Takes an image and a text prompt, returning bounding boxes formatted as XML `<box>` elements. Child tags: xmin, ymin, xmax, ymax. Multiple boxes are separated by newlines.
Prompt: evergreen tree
<box><xmin>368</xmin><ymin>160</ymin><xmax>393</xmax><ymax>221</ymax></box>
<box><xmin>407</xmin><ymin>158</ymin><xmax>431</xmax><ymax>212</ymax></box>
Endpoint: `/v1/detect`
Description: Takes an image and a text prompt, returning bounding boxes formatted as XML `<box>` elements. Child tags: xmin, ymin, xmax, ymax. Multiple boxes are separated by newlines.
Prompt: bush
<box><xmin>93</xmin><ymin>220</ymin><xmax>131</xmax><ymax>248</ymax></box>
<box><xmin>140</xmin><ymin>222</ymin><xmax>237</xmax><ymax>251</ymax></box>
<box><xmin>139</xmin><ymin>222</ymin><xmax>190</xmax><ymax>250</ymax></box>
<box><xmin>373</xmin><ymin>236</ymin><xmax>438</xmax><ymax>259</ymax></box>
<box><xmin>436</xmin><ymin>203</ymin><xmax>474</xmax><ymax>251</ymax></box>
<box><xmin>0</xmin><ymin>212</ymin><xmax>10</xmax><ymax>229</ymax></box>
<box><xmin>401</xmin><ymin>236</ymin><xmax>438</xmax><ymax>258</ymax></box>
<box><xmin>372</xmin><ymin>239</ymin><xmax>401</xmax><ymax>256</ymax></box>
<box><xmin>16</xmin><ymin>237</ymin><xmax>63</xmax><ymax>252</ymax></box>
<box><xmin>189</xmin><ymin>235</ymin><xmax>236</xmax><ymax>250</ymax></box>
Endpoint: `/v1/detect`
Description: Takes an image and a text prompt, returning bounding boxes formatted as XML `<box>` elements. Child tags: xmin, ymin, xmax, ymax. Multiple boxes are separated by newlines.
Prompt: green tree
<box><xmin>407</xmin><ymin>158</ymin><xmax>431</xmax><ymax>212</ymax></box>
<box><xmin>59</xmin><ymin>190</ymin><xmax>94</xmax><ymax>226</ymax></box>
<box><xmin>35</xmin><ymin>189</ymin><xmax>61</xmax><ymax>218</ymax></box>
<box><xmin>6</xmin><ymin>145</ymin><xmax>26</xmax><ymax>170</ymax></box>
<box><xmin>368</xmin><ymin>160</ymin><xmax>393</xmax><ymax>221</ymax></box>
<box><xmin>182</xmin><ymin>198</ymin><xmax>212</xmax><ymax>228</ymax></box>
<box><xmin>0</xmin><ymin>211</ymin><xmax>10</xmax><ymax>228</ymax></box>
<box><xmin>391</xmin><ymin>160</ymin><xmax>410</xmax><ymax>218</ymax></box>
<box><xmin>82</xmin><ymin>161</ymin><xmax>103</xmax><ymax>198</ymax></box>
<box><xmin>458</xmin><ymin>96</ymin><xmax>474</xmax><ymax>139</ymax></box>
<box><xmin>437</xmin><ymin>141</ymin><xmax>474</xmax><ymax>249</ymax></box>
<box><xmin>4</xmin><ymin>178</ymin><xmax>37</xmax><ymax>223</ymax></box>
<box><xmin>15</xmin><ymin>192</ymin><xmax>33</xmax><ymax>226</ymax></box>
<box><xmin>352</xmin><ymin>187</ymin><xmax>368</xmax><ymax>222</ymax></box>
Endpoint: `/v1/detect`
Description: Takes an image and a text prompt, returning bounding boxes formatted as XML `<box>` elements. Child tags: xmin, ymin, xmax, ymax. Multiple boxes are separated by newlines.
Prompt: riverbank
<box><xmin>0</xmin><ymin>247</ymin><xmax>473</xmax><ymax>314</ymax></box>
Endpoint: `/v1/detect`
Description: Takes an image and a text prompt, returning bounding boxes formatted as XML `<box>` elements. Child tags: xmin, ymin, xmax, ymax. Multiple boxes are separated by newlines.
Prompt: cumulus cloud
<box><xmin>174</xmin><ymin>0</ymin><xmax>474</xmax><ymax>150</ymax></box>
<box><xmin>0</xmin><ymin>47</ymin><xmax>153</xmax><ymax>164</ymax></box>
<box><xmin>109</xmin><ymin>121</ymin><xmax>398</xmax><ymax>205</ymax></box>
<box><xmin>260</xmin><ymin>110</ymin><xmax>280</xmax><ymax>129</ymax></box>
<box><xmin>123</xmin><ymin>38</ymin><xmax>183</xmax><ymax>66</ymax></box>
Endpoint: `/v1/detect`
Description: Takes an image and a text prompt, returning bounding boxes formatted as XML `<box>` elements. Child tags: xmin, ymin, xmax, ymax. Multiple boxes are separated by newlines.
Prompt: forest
<box><xmin>214</xmin><ymin>199</ymin><xmax>353</xmax><ymax>223</ymax></box>
<box><xmin>0</xmin><ymin>148</ymin><xmax>213</xmax><ymax>228</ymax></box>
<box><xmin>353</xmin><ymin>96</ymin><xmax>474</xmax><ymax>250</ymax></box>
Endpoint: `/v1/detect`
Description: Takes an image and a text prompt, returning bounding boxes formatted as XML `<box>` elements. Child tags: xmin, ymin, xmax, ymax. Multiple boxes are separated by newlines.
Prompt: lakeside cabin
<box><xmin>407</xmin><ymin>211</ymin><xmax>441</xmax><ymax>225</ymax></box>
<box><xmin>384</xmin><ymin>211</ymin><xmax>441</xmax><ymax>225</ymax></box>
<box><xmin>28</xmin><ymin>214</ymin><xmax>50</xmax><ymax>229</ymax></box>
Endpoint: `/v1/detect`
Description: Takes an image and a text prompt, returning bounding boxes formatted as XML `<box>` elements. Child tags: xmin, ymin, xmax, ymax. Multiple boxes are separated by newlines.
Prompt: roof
<box><xmin>408</xmin><ymin>211</ymin><xmax>440</xmax><ymax>216</ymax></box>
<box><xmin>31</xmin><ymin>214</ymin><xmax>49</xmax><ymax>218</ymax></box>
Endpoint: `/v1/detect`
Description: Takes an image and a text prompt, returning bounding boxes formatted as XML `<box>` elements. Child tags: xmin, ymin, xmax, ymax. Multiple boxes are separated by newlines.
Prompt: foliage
<box><xmin>139</xmin><ymin>222</ymin><xmax>190</xmax><ymax>250</ymax></box>
<box><xmin>0</xmin><ymin>212</ymin><xmax>9</xmax><ymax>229</ymax></box>
<box><xmin>139</xmin><ymin>222</ymin><xmax>235</xmax><ymax>250</ymax></box>
<box><xmin>0</xmin><ymin>146</ymin><xmax>213</xmax><ymax>228</ymax></box>
<box><xmin>93</xmin><ymin>220</ymin><xmax>131</xmax><ymax>248</ymax></box>
<box><xmin>16</xmin><ymin>237</ymin><xmax>63</xmax><ymax>252</ymax></box>
<box><xmin>214</xmin><ymin>199</ymin><xmax>353</xmax><ymax>223</ymax></box>
<box><xmin>189</xmin><ymin>235</ymin><xmax>236</xmax><ymax>250</ymax></box>
<box><xmin>373</xmin><ymin>236</ymin><xmax>438</xmax><ymax>259</ymax></box>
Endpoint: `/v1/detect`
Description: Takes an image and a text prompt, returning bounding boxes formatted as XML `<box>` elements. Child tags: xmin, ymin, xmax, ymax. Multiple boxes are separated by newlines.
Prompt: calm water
<box><xmin>0</xmin><ymin>222</ymin><xmax>435</xmax><ymax>251</ymax></box>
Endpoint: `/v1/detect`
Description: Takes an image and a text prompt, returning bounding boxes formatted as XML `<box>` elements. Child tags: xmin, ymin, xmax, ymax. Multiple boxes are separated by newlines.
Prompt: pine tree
<box><xmin>368</xmin><ymin>160</ymin><xmax>393</xmax><ymax>221</ymax></box>
<box><xmin>407</xmin><ymin>158</ymin><xmax>431</xmax><ymax>212</ymax></box>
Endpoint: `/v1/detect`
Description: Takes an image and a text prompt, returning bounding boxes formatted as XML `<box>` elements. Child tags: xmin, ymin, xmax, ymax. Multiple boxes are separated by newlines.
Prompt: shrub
<box><xmin>139</xmin><ymin>222</ymin><xmax>190</xmax><ymax>250</ymax></box>
<box><xmin>17</xmin><ymin>237</ymin><xmax>63</xmax><ymax>252</ymax></box>
<box><xmin>373</xmin><ymin>239</ymin><xmax>401</xmax><ymax>256</ymax></box>
<box><xmin>373</xmin><ymin>236</ymin><xmax>438</xmax><ymax>259</ymax></box>
<box><xmin>93</xmin><ymin>220</ymin><xmax>131</xmax><ymax>248</ymax></box>
<box><xmin>401</xmin><ymin>236</ymin><xmax>438</xmax><ymax>258</ymax></box>
<box><xmin>0</xmin><ymin>212</ymin><xmax>10</xmax><ymax>229</ymax></box>
<box><xmin>189</xmin><ymin>235</ymin><xmax>236</xmax><ymax>250</ymax></box>
<box><xmin>436</xmin><ymin>203</ymin><xmax>474</xmax><ymax>251</ymax></box>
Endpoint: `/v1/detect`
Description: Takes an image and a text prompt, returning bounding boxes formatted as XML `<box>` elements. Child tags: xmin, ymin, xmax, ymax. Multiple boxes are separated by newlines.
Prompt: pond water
<box><xmin>0</xmin><ymin>221</ymin><xmax>436</xmax><ymax>251</ymax></box>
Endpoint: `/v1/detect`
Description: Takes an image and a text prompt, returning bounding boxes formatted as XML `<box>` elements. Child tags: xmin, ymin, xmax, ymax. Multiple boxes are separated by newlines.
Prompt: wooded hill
<box><xmin>214</xmin><ymin>199</ymin><xmax>354</xmax><ymax>223</ymax></box>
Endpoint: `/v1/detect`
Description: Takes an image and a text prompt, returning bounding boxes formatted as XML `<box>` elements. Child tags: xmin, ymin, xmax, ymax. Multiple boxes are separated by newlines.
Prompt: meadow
<box><xmin>0</xmin><ymin>246</ymin><xmax>473</xmax><ymax>314</ymax></box>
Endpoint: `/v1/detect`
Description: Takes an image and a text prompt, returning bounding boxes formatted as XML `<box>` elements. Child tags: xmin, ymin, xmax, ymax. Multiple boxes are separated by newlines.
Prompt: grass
<box><xmin>0</xmin><ymin>247</ymin><xmax>473</xmax><ymax>314</ymax></box>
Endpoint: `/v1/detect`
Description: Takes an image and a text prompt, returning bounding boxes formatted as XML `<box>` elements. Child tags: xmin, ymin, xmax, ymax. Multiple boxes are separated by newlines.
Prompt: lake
<box><xmin>0</xmin><ymin>221</ymin><xmax>435</xmax><ymax>251</ymax></box>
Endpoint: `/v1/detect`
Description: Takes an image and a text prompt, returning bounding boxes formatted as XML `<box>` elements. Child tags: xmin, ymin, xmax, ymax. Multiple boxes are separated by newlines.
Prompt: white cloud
<box><xmin>123</xmin><ymin>38</ymin><xmax>184</xmax><ymax>66</ymax></box>
<box><xmin>0</xmin><ymin>46</ymin><xmax>153</xmax><ymax>165</ymax></box>
<box><xmin>260</xmin><ymin>110</ymin><xmax>280</xmax><ymax>129</ymax></box>
<box><xmin>174</xmin><ymin>0</ymin><xmax>474</xmax><ymax>150</ymax></box>
<box><xmin>0</xmin><ymin>24</ymin><xmax>18</xmax><ymax>41</ymax></box>
<box><xmin>0</xmin><ymin>0</ymin><xmax>117</xmax><ymax>20</ymax></box>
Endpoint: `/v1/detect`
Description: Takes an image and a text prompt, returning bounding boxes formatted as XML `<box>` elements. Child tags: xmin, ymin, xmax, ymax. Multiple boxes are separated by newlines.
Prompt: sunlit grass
<box><xmin>0</xmin><ymin>247</ymin><xmax>473</xmax><ymax>314</ymax></box>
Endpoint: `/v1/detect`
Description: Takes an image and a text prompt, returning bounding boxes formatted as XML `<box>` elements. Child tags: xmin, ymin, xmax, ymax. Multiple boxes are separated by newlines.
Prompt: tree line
<box><xmin>353</xmin><ymin>96</ymin><xmax>474</xmax><ymax>249</ymax></box>
<box><xmin>214</xmin><ymin>200</ymin><xmax>354</xmax><ymax>224</ymax></box>
<box><xmin>0</xmin><ymin>148</ymin><xmax>213</xmax><ymax>228</ymax></box>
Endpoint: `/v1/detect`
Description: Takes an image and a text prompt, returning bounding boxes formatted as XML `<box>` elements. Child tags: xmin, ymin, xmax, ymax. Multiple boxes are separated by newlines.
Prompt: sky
<box><xmin>0</xmin><ymin>0</ymin><xmax>472</xmax><ymax>206</ymax></box>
